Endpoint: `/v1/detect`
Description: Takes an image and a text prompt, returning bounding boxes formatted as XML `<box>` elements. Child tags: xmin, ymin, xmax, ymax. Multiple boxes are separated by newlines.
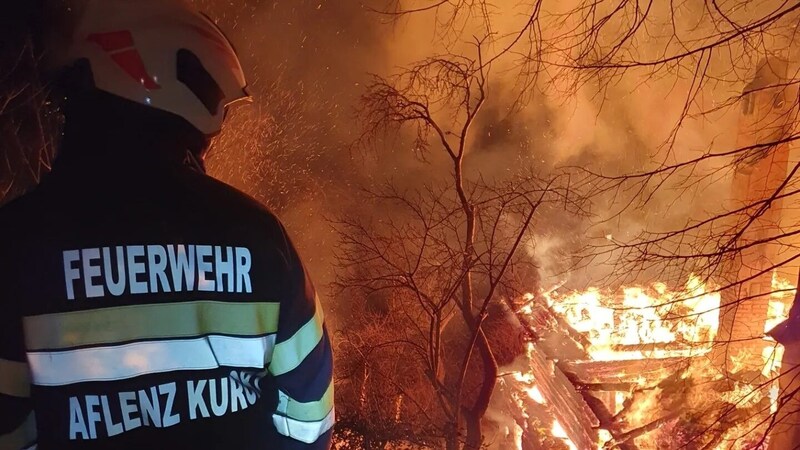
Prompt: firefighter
<box><xmin>0</xmin><ymin>1</ymin><xmax>334</xmax><ymax>449</ymax></box>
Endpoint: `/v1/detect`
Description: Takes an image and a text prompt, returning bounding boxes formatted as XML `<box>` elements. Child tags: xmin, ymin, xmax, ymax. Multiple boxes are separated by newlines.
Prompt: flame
<box><xmin>551</xmin><ymin>420</ymin><xmax>577</xmax><ymax>450</ymax></box>
<box><xmin>512</xmin><ymin>423</ymin><xmax>523</xmax><ymax>450</ymax></box>
<box><xmin>544</xmin><ymin>274</ymin><xmax>720</xmax><ymax>361</ymax></box>
<box><xmin>761</xmin><ymin>272</ymin><xmax>795</xmax><ymax>414</ymax></box>
<box><xmin>626</xmin><ymin>387</ymin><xmax>662</xmax><ymax>429</ymax></box>
<box><xmin>526</xmin><ymin>385</ymin><xmax>546</xmax><ymax>405</ymax></box>
<box><xmin>614</xmin><ymin>391</ymin><xmax>626</xmax><ymax>414</ymax></box>
<box><xmin>512</xmin><ymin>372</ymin><xmax>546</xmax><ymax>404</ymax></box>
<box><xmin>508</xmin><ymin>271</ymin><xmax>797</xmax><ymax>449</ymax></box>
<box><xmin>728</xmin><ymin>349</ymin><xmax>751</xmax><ymax>374</ymax></box>
<box><xmin>598</xmin><ymin>429</ymin><xmax>613</xmax><ymax>447</ymax></box>
<box><xmin>766</xmin><ymin>271</ymin><xmax>793</xmax><ymax>341</ymax></box>
<box><xmin>768</xmin><ymin>382</ymin><xmax>781</xmax><ymax>415</ymax></box>
<box><xmin>720</xmin><ymin>382</ymin><xmax>763</xmax><ymax>409</ymax></box>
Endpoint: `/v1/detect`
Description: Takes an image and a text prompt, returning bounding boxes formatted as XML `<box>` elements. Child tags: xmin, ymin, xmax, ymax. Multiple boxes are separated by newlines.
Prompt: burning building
<box><xmin>495</xmin><ymin>57</ymin><xmax>800</xmax><ymax>450</ymax></box>
<box><xmin>714</xmin><ymin>57</ymin><xmax>796</xmax><ymax>377</ymax></box>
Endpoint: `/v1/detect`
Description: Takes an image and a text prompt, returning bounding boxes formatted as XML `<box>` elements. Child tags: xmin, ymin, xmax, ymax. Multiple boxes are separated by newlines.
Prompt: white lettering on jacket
<box><xmin>63</xmin><ymin>244</ymin><xmax>253</xmax><ymax>300</ymax></box>
<box><xmin>68</xmin><ymin>371</ymin><xmax>262</xmax><ymax>441</ymax></box>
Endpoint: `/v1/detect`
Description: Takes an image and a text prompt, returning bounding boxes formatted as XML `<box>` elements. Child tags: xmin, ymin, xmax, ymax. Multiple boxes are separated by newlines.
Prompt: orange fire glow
<box><xmin>545</xmin><ymin>274</ymin><xmax>721</xmax><ymax>361</ymax></box>
<box><xmin>510</xmin><ymin>271</ymin><xmax>797</xmax><ymax>449</ymax></box>
<box><xmin>551</xmin><ymin>420</ymin><xmax>576</xmax><ymax>450</ymax></box>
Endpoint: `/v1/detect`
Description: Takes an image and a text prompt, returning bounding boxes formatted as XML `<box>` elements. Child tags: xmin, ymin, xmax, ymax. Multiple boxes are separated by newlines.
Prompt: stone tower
<box><xmin>715</xmin><ymin>58</ymin><xmax>795</xmax><ymax>376</ymax></box>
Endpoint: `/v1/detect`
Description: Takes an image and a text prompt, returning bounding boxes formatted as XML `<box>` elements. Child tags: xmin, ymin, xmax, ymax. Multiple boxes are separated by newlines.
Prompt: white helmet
<box><xmin>45</xmin><ymin>0</ymin><xmax>250</xmax><ymax>136</ymax></box>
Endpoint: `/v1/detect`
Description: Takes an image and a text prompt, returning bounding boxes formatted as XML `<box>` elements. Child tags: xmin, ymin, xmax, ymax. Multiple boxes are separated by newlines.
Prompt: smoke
<box><xmin>196</xmin><ymin>0</ymin><xmax>798</xmax><ymax>298</ymax></box>
<box><xmin>194</xmin><ymin>1</ymin><xmax>388</xmax><ymax>304</ymax></box>
<box><xmin>180</xmin><ymin>1</ymin><xmax>800</xmax><ymax>445</ymax></box>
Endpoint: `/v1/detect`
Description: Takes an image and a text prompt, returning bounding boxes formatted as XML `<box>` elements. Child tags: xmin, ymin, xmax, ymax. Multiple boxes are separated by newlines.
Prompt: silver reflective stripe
<box><xmin>21</xmin><ymin>444</ymin><xmax>37</xmax><ymax>450</ymax></box>
<box><xmin>273</xmin><ymin>407</ymin><xmax>335</xmax><ymax>444</ymax></box>
<box><xmin>28</xmin><ymin>335</ymin><xmax>275</xmax><ymax>386</ymax></box>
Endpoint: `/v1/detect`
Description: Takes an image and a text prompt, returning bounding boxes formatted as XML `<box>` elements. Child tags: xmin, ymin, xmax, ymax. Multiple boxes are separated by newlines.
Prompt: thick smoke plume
<box><xmin>198</xmin><ymin>0</ymin><xmax>798</xmax><ymax>297</ymax></box>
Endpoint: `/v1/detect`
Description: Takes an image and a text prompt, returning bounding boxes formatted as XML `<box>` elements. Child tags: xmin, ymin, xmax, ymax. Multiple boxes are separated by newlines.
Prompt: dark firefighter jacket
<box><xmin>0</xmin><ymin>153</ymin><xmax>334</xmax><ymax>450</ymax></box>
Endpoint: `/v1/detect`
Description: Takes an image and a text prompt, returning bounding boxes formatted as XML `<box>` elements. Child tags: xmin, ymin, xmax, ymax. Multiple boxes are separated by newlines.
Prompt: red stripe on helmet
<box><xmin>110</xmin><ymin>49</ymin><xmax>161</xmax><ymax>90</ymax></box>
<box><xmin>86</xmin><ymin>31</ymin><xmax>135</xmax><ymax>52</ymax></box>
<box><xmin>87</xmin><ymin>31</ymin><xmax>161</xmax><ymax>90</ymax></box>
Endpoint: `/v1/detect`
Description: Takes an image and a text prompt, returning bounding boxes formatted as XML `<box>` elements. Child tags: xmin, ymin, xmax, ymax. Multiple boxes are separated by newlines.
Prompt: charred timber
<box><xmin>604</xmin><ymin>411</ymin><xmax>682</xmax><ymax>449</ymax></box>
<box><xmin>559</xmin><ymin>357</ymin><xmax>692</xmax><ymax>386</ymax></box>
<box><xmin>581</xmin><ymin>392</ymin><xmax>639</xmax><ymax>450</ymax></box>
<box><xmin>610</xmin><ymin>342</ymin><xmax>712</xmax><ymax>353</ymax></box>
<box><xmin>526</xmin><ymin>344</ymin><xmax>599</xmax><ymax>450</ymax></box>
<box><xmin>511</xmin><ymin>295</ymin><xmax>592</xmax><ymax>350</ymax></box>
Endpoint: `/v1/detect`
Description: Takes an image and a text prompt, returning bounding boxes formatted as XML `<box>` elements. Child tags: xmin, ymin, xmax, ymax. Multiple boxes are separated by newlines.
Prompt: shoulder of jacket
<box><xmin>184</xmin><ymin>171</ymin><xmax>294</xmax><ymax>244</ymax></box>
<box><xmin>203</xmin><ymin>175</ymin><xmax>282</xmax><ymax>222</ymax></box>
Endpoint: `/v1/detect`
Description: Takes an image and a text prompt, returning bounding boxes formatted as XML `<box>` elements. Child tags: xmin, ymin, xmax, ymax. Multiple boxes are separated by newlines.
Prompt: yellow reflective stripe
<box><xmin>0</xmin><ymin>413</ymin><xmax>36</xmax><ymax>450</ymax></box>
<box><xmin>269</xmin><ymin>297</ymin><xmax>324</xmax><ymax>376</ymax></box>
<box><xmin>0</xmin><ymin>359</ymin><xmax>30</xmax><ymax>398</ymax></box>
<box><xmin>23</xmin><ymin>301</ymin><xmax>280</xmax><ymax>350</ymax></box>
<box><xmin>278</xmin><ymin>380</ymin><xmax>334</xmax><ymax>422</ymax></box>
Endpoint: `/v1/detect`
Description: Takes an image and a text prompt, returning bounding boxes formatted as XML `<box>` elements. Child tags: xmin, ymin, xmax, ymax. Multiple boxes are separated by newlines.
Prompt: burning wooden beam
<box><xmin>524</xmin><ymin>344</ymin><xmax>599</xmax><ymax>450</ymax></box>
<box><xmin>559</xmin><ymin>357</ymin><xmax>691</xmax><ymax>388</ymax></box>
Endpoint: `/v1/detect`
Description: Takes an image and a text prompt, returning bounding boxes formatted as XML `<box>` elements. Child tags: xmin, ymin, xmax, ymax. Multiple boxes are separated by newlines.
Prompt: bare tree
<box><xmin>356</xmin><ymin>0</ymin><xmax>800</xmax><ymax>447</ymax></box>
<box><xmin>0</xmin><ymin>2</ymin><xmax>57</xmax><ymax>205</ymax></box>
<box><xmin>551</xmin><ymin>1</ymin><xmax>800</xmax><ymax>447</ymax></box>
<box><xmin>335</xmin><ymin>41</ymin><xmax>585</xmax><ymax>448</ymax></box>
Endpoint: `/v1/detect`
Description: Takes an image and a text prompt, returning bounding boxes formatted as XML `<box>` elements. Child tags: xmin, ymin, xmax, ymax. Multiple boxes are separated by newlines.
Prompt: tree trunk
<box><xmin>464</xmin><ymin>330</ymin><xmax>498</xmax><ymax>450</ymax></box>
<box><xmin>445</xmin><ymin>423</ymin><xmax>461</xmax><ymax>450</ymax></box>
<box><xmin>464</xmin><ymin>409</ymin><xmax>483</xmax><ymax>450</ymax></box>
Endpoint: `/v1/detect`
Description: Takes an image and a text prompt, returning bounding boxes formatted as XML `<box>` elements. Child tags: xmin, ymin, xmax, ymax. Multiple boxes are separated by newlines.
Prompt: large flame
<box><xmin>510</xmin><ymin>271</ymin><xmax>797</xmax><ymax>449</ymax></box>
<box><xmin>545</xmin><ymin>274</ymin><xmax>721</xmax><ymax>361</ymax></box>
<box><xmin>762</xmin><ymin>272</ymin><xmax>794</xmax><ymax>414</ymax></box>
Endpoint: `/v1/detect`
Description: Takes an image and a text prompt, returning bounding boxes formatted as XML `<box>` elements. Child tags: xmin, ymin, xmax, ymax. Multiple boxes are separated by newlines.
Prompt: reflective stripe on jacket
<box><xmin>0</xmin><ymin>159</ymin><xmax>333</xmax><ymax>450</ymax></box>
